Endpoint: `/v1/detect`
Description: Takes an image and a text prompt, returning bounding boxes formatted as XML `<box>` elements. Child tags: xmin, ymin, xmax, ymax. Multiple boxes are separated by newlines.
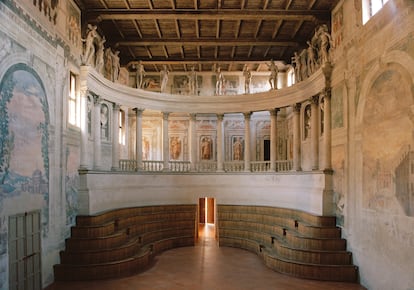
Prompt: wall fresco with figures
<box><xmin>362</xmin><ymin>69</ymin><xmax>413</xmax><ymax>214</ymax></box>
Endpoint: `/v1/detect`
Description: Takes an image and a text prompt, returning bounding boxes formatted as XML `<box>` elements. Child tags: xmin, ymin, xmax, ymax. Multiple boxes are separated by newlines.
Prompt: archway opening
<box><xmin>198</xmin><ymin>197</ymin><xmax>216</xmax><ymax>240</ymax></box>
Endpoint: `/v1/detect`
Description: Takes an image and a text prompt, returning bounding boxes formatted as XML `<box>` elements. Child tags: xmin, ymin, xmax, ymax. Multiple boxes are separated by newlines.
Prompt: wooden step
<box><xmin>54</xmin><ymin>247</ymin><xmax>152</xmax><ymax>281</ymax></box>
<box><xmin>65</xmin><ymin>231</ymin><xmax>128</xmax><ymax>251</ymax></box>
<box><xmin>262</xmin><ymin>249</ymin><xmax>358</xmax><ymax>282</ymax></box>
<box><xmin>273</xmin><ymin>240</ymin><xmax>353</xmax><ymax>265</ymax></box>
<box><xmin>285</xmin><ymin>231</ymin><xmax>346</xmax><ymax>251</ymax></box>
<box><xmin>60</xmin><ymin>238</ymin><xmax>141</xmax><ymax>265</ymax></box>
<box><xmin>70</xmin><ymin>221</ymin><xmax>115</xmax><ymax>238</ymax></box>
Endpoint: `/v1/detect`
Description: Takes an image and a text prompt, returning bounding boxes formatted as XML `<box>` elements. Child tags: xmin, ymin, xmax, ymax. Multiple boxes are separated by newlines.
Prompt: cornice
<box><xmin>85</xmin><ymin>65</ymin><xmax>328</xmax><ymax>114</ymax></box>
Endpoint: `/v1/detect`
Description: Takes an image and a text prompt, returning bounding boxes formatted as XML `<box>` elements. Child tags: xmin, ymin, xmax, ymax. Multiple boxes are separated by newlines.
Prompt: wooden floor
<box><xmin>45</xmin><ymin>224</ymin><xmax>367</xmax><ymax>290</ymax></box>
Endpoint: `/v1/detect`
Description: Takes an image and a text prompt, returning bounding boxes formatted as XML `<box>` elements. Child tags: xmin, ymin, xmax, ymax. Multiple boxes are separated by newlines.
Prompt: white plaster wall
<box><xmin>78</xmin><ymin>171</ymin><xmax>333</xmax><ymax>216</ymax></box>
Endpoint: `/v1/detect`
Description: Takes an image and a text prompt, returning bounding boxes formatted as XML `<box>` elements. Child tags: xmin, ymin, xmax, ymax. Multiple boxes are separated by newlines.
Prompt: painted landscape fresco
<box><xmin>0</xmin><ymin>65</ymin><xmax>50</xmax><ymax>230</ymax></box>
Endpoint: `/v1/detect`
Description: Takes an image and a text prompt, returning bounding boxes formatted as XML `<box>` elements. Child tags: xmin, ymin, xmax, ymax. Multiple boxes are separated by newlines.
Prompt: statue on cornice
<box><xmin>267</xmin><ymin>59</ymin><xmax>278</xmax><ymax>90</ymax></box>
<box><xmin>95</xmin><ymin>36</ymin><xmax>106</xmax><ymax>74</ymax></box>
<box><xmin>136</xmin><ymin>61</ymin><xmax>145</xmax><ymax>89</ymax></box>
<box><xmin>81</xmin><ymin>24</ymin><xmax>97</xmax><ymax>65</ymax></box>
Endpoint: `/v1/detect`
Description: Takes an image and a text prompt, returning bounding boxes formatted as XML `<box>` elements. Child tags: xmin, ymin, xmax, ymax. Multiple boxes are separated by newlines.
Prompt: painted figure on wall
<box><xmin>142</xmin><ymin>136</ymin><xmax>150</xmax><ymax>160</ymax></box>
<box><xmin>233</xmin><ymin>137</ymin><xmax>243</xmax><ymax>161</ymax></box>
<box><xmin>200</xmin><ymin>137</ymin><xmax>212</xmax><ymax>160</ymax></box>
<box><xmin>170</xmin><ymin>137</ymin><xmax>181</xmax><ymax>160</ymax></box>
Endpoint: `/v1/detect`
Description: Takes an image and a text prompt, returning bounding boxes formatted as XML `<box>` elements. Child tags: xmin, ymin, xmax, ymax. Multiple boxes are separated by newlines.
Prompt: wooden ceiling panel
<box><xmin>256</xmin><ymin>20</ymin><xmax>277</xmax><ymax>39</ymax></box>
<box><xmin>83</xmin><ymin>0</ymin><xmax>339</xmax><ymax>71</ymax></box>
<box><xmin>238</xmin><ymin>20</ymin><xmax>261</xmax><ymax>38</ymax></box>
<box><xmin>151</xmin><ymin>0</ymin><xmax>173</xmax><ymax>9</ymax></box>
<box><xmin>244</xmin><ymin>0</ymin><xmax>266</xmax><ymax>9</ymax></box>
<box><xmin>200</xmin><ymin>46</ymin><xmax>216</xmax><ymax>58</ymax></box>
<box><xmin>267</xmin><ymin>0</ymin><xmax>286</xmax><ymax>9</ymax></box>
<box><xmin>157</xmin><ymin>19</ymin><xmax>179</xmax><ymax>38</ymax></box>
<box><xmin>128</xmin><ymin>0</ymin><xmax>151</xmax><ymax>9</ymax></box>
<box><xmin>165</xmin><ymin>45</ymin><xmax>183</xmax><ymax>58</ymax></box>
<box><xmin>198</xmin><ymin>0</ymin><xmax>218</xmax><ymax>9</ymax></box>
<box><xmin>220</xmin><ymin>21</ymin><xmax>238</xmax><ymax>38</ymax></box>
<box><xmin>199</xmin><ymin>20</ymin><xmax>217</xmax><ymax>38</ymax></box>
<box><xmin>222</xmin><ymin>0</ymin><xmax>245</xmax><ymax>9</ymax></box>
<box><xmin>218</xmin><ymin>46</ymin><xmax>233</xmax><ymax>58</ymax></box>
<box><xmin>179</xmin><ymin>20</ymin><xmax>197</xmax><ymax>38</ymax></box>
<box><xmin>114</xmin><ymin>20</ymin><xmax>140</xmax><ymax>38</ymax></box>
<box><xmin>234</xmin><ymin>46</ymin><xmax>250</xmax><ymax>58</ymax></box>
<box><xmin>183</xmin><ymin>46</ymin><xmax>199</xmax><ymax>58</ymax></box>
<box><xmin>105</xmin><ymin>0</ymin><xmax>126</xmax><ymax>9</ymax></box>
<box><xmin>148</xmin><ymin>46</ymin><xmax>167</xmax><ymax>58</ymax></box>
<box><xmin>175</xmin><ymin>0</ymin><xmax>196</xmax><ymax>9</ymax></box>
<box><xmin>137</xmin><ymin>20</ymin><xmax>159</xmax><ymax>38</ymax></box>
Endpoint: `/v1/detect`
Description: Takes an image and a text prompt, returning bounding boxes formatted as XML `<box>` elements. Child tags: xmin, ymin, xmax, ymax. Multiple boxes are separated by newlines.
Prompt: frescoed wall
<box><xmin>0</xmin><ymin>65</ymin><xmax>50</xmax><ymax>225</ymax></box>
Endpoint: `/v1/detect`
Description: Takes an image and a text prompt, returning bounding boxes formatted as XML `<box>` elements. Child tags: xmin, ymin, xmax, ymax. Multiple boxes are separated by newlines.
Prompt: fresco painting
<box><xmin>65</xmin><ymin>147</ymin><xmax>79</xmax><ymax>225</ymax></box>
<box><xmin>362</xmin><ymin>70</ymin><xmax>413</xmax><ymax>214</ymax></box>
<box><xmin>0</xmin><ymin>65</ymin><xmax>50</xmax><ymax>230</ymax></box>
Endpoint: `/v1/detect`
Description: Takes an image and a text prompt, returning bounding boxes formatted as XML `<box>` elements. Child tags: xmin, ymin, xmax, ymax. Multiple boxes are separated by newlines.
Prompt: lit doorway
<box><xmin>198</xmin><ymin>197</ymin><xmax>215</xmax><ymax>240</ymax></box>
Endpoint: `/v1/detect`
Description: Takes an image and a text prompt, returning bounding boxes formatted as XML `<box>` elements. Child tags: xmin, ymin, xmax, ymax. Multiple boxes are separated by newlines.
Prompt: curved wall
<box><xmin>78</xmin><ymin>171</ymin><xmax>333</xmax><ymax>216</ymax></box>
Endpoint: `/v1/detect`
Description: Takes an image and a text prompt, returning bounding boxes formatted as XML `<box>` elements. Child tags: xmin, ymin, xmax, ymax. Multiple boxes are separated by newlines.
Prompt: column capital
<box><xmin>269</xmin><ymin>108</ymin><xmax>280</xmax><ymax>116</ymax></box>
<box><xmin>91</xmin><ymin>93</ymin><xmax>101</xmax><ymax>105</ymax></box>
<box><xmin>162</xmin><ymin>111</ymin><xmax>170</xmax><ymax>120</ymax></box>
<box><xmin>310</xmin><ymin>95</ymin><xmax>319</xmax><ymax>105</ymax></box>
<box><xmin>216</xmin><ymin>113</ymin><xmax>224</xmax><ymax>121</ymax></box>
<box><xmin>112</xmin><ymin>102</ymin><xmax>121</xmax><ymax>111</ymax></box>
<box><xmin>133</xmin><ymin>107</ymin><xmax>145</xmax><ymax>115</ymax></box>
<box><xmin>189</xmin><ymin>113</ymin><xmax>197</xmax><ymax>121</ymax></box>
<box><xmin>321</xmin><ymin>88</ymin><xmax>332</xmax><ymax>99</ymax></box>
<box><xmin>243</xmin><ymin>111</ymin><xmax>252</xmax><ymax>120</ymax></box>
<box><xmin>293</xmin><ymin>103</ymin><xmax>301</xmax><ymax>113</ymax></box>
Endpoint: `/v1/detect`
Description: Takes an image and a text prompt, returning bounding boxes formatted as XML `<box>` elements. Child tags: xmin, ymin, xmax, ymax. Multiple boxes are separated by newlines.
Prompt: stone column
<box><xmin>162</xmin><ymin>112</ymin><xmax>170</xmax><ymax>171</ymax></box>
<box><xmin>79</xmin><ymin>91</ymin><xmax>89</xmax><ymax>169</ymax></box>
<box><xmin>323</xmin><ymin>90</ymin><xmax>332</xmax><ymax>170</ymax></box>
<box><xmin>293</xmin><ymin>103</ymin><xmax>301</xmax><ymax>171</ymax></box>
<box><xmin>93</xmin><ymin>95</ymin><xmax>102</xmax><ymax>170</ymax></box>
<box><xmin>111</xmin><ymin>103</ymin><xmax>120</xmax><ymax>170</ymax></box>
<box><xmin>244</xmin><ymin>112</ymin><xmax>252</xmax><ymax>172</ymax></box>
<box><xmin>311</xmin><ymin>95</ymin><xmax>319</xmax><ymax>170</ymax></box>
<box><xmin>216</xmin><ymin>114</ymin><xmax>224</xmax><ymax>172</ymax></box>
<box><xmin>270</xmin><ymin>108</ymin><xmax>279</xmax><ymax>171</ymax></box>
<box><xmin>189</xmin><ymin>113</ymin><xmax>197</xmax><ymax>171</ymax></box>
<box><xmin>134</xmin><ymin>108</ymin><xmax>144</xmax><ymax>171</ymax></box>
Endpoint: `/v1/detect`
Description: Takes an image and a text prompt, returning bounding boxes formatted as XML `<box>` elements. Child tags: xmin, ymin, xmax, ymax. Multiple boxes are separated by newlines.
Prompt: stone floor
<box><xmin>45</xmin><ymin>224</ymin><xmax>367</xmax><ymax>290</ymax></box>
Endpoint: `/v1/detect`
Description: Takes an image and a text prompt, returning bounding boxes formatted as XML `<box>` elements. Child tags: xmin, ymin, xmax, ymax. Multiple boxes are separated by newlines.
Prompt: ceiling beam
<box><xmin>127</xmin><ymin>58</ymin><xmax>287</xmax><ymax>66</ymax></box>
<box><xmin>89</xmin><ymin>9</ymin><xmax>327</xmax><ymax>22</ymax></box>
<box><xmin>116</xmin><ymin>39</ymin><xmax>299</xmax><ymax>47</ymax></box>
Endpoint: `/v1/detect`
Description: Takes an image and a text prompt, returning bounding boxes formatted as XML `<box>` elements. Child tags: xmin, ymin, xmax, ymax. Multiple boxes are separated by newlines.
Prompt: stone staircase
<box><xmin>217</xmin><ymin>205</ymin><xmax>359</xmax><ymax>282</ymax></box>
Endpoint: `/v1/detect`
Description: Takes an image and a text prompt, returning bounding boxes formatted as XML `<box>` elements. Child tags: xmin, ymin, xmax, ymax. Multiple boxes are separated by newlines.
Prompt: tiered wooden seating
<box><xmin>54</xmin><ymin>205</ymin><xmax>197</xmax><ymax>281</ymax></box>
<box><xmin>217</xmin><ymin>205</ymin><xmax>359</xmax><ymax>282</ymax></box>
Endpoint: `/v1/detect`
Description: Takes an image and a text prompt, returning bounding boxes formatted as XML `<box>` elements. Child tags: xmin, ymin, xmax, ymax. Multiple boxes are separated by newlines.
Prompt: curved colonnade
<box><xmin>78</xmin><ymin>63</ymin><xmax>334</xmax><ymax>216</ymax></box>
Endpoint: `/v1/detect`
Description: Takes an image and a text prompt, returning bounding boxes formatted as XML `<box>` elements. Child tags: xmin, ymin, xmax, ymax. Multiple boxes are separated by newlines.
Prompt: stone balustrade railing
<box><xmin>119</xmin><ymin>159</ymin><xmax>292</xmax><ymax>173</ymax></box>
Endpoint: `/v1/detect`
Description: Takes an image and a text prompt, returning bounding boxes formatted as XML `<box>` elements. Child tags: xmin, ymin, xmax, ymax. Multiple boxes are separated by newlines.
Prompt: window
<box><xmin>68</xmin><ymin>72</ymin><xmax>80</xmax><ymax>126</ymax></box>
<box><xmin>363</xmin><ymin>0</ymin><xmax>389</xmax><ymax>24</ymax></box>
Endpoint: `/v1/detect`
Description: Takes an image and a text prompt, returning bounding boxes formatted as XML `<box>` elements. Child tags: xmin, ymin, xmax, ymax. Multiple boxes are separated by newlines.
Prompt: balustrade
<box><xmin>118</xmin><ymin>159</ymin><xmax>293</xmax><ymax>173</ymax></box>
<box><xmin>224</xmin><ymin>161</ymin><xmax>245</xmax><ymax>172</ymax></box>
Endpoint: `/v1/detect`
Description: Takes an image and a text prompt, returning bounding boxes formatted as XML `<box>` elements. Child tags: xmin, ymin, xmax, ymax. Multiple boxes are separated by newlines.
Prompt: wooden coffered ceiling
<box><xmin>76</xmin><ymin>0</ymin><xmax>339</xmax><ymax>73</ymax></box>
